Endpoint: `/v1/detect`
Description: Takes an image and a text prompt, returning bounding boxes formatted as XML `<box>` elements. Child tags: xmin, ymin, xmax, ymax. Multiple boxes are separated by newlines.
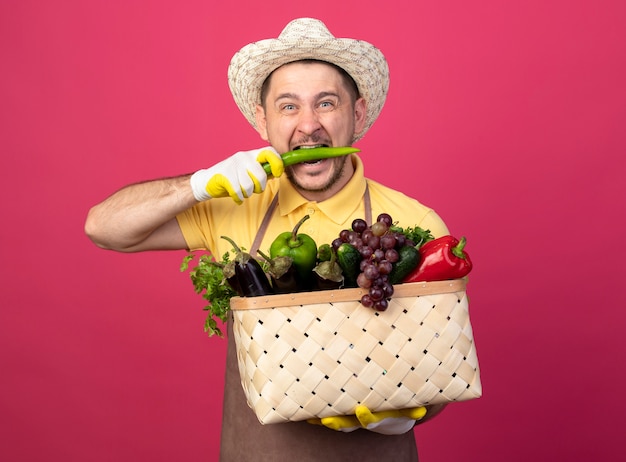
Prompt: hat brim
<box><xmin>228</xmin><ymin>33</ymin><xmax>389</xmax><ymax>142</ymax></box>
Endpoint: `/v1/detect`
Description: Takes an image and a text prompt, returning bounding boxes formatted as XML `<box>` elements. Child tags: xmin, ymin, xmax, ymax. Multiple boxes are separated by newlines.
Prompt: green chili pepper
<box><xmin>269</xmin><ymin>215</ymin><xmax>318</xmax><ymax>288</ymax></box>
<box><xmin>262</xmin><ymin>146</ymin><xmax>360</xmax><ymax>176</ymax></box>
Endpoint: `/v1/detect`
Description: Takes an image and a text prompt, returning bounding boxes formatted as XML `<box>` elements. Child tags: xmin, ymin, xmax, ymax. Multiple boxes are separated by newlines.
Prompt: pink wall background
<box><xmin>2</xmin><ymin>1</ymin><xmax>625</xmax><ymax>460</ymax></box>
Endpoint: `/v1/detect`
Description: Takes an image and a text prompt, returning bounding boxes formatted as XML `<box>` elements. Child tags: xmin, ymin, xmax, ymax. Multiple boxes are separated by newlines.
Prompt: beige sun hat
<box><xmin>227</xmin><ymin>18</ymin><xmax>389</xmax><ymax>142</ymax></box>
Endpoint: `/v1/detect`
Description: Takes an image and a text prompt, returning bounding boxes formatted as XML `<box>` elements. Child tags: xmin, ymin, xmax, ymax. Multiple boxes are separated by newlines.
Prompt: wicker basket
<box><xmin>230</xmin><ymin>279</ymin><xmax>481</xmax><ymax>425</ymax></box>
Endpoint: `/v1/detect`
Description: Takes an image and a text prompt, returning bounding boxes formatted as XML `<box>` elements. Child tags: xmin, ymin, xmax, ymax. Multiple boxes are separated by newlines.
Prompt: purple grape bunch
<box><xmin>332</xmin><ymin>213</ymin><xmax>413</xmax><ymax>311</ymax></box>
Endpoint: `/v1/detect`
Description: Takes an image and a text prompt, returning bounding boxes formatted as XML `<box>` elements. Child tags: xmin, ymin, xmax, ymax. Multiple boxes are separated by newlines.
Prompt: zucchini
<box><xmin>389</xmin><ymin>245</ymin><xmax>421</xmax><ymax>284</ymax></box>
<box><xmin>336</xmin><ymin>243</ymin><xmax>361</xmax><ymax>288</ymax></box>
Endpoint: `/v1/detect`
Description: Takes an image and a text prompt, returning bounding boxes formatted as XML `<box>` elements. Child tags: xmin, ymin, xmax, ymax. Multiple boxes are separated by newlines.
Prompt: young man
<box><xmin>86</xmin><ymin>18</ymin><xmax>449</xmax><ymax>461</ymax></box>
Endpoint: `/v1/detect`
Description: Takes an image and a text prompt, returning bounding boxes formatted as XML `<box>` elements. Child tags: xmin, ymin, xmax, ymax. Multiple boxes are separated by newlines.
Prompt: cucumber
<box><xmin>336</xmin><ymin>243</ymin><xmax>361</xmax><ymax>288</ymax></box>
<box><xmin>389</xmin><ymin>245</ymin><xmax>421</xmax><ymax>284</ymax></box>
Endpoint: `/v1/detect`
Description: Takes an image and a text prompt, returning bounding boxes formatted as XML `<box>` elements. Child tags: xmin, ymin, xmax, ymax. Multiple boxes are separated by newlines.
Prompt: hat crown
<box><xmin>228</xmin><ymin>18</ymin><xmax>389</xmax><ymax>142</ymax></box>
<box><xmin>279</xmin><ymin>18</ymin><xmax>335</xmax><ymax>41</ymax></box>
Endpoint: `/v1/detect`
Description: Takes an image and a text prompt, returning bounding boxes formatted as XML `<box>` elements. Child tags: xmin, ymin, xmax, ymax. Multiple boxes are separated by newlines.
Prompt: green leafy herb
<box><xmin>390</xmin><ymin>224</ymin><xmax>435</xmax><ymax>248</ymax></box>
<box><xmin>180</xmin><ymin>251</ymin><xmax>237</xmax><ymax>337</ymax></box>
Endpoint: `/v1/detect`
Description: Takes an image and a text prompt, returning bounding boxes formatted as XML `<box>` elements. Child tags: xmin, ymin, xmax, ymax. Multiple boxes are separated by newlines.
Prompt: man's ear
<box><xmin>255</xmin><ymin>105</ymin><xmax>269</xmax><ymax>141</ymax></box>
<box><xmin>353</xmin><ymin>98</ymin><xmax>367</xmax><ymax>136</ymax></box>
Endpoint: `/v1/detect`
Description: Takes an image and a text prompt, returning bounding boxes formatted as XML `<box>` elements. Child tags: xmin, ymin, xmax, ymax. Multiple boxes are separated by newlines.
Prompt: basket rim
<box><xmin>230</xmin><ymin>279</ymin><xmax>467</xmax><ymax>310</ymax></box>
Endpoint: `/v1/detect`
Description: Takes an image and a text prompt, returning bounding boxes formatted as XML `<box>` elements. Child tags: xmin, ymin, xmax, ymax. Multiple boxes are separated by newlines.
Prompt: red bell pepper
<box><xmin>403</xmin><ymin>235</ymin><xmax>473</xmax><ymax>282</ymax></box>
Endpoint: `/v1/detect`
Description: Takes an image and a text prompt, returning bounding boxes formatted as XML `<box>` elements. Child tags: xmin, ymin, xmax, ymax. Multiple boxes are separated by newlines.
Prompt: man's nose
<box><xmin>296</xmin><ymin>107</ymin><xmax>322</xmax><ymax>136</ymax></box>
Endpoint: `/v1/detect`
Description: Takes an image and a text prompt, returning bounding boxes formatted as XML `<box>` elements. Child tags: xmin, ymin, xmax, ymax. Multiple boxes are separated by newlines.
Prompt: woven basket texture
<box><xmin>231</xmin><ymin>280</ymin><xmax>481</xmax><ymax>424</ymax></box>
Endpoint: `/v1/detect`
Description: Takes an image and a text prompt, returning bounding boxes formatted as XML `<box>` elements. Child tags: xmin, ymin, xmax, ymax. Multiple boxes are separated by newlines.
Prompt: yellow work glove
<box><xmin>308</xmin><ymin>405</ymin><xmax>427</xmax><ymax>435</ymax></box>
<box><xmin>190</xmin><ymin>147</ymin><xmax>284</xmax><ymax>203</ymax></box>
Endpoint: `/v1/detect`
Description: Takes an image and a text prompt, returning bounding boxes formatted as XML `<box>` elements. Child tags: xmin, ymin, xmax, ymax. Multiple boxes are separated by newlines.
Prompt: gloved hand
<box><xmin>308</xmin><ymin>405</ymin><xmax>427</xmax><ymax>435</ymax></box>
<box><xmin>190</xmin><ymin>147</ymin><xmax>284</xmax><ymax>203</ymax></box>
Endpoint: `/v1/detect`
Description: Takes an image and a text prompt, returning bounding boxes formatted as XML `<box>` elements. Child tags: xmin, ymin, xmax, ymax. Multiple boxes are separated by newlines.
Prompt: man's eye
<box><xmin>281</xmin><ymin>104</ymin><xmax>297</xmax><ymax>111</ymax></box>
<box><xmin>318</xmin><ymin>101</ymin><xmax>335</xmax><ymax>111</ymax></box>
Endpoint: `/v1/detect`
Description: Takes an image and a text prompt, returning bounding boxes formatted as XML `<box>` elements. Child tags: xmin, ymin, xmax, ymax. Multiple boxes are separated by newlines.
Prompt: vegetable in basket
<box><xmin>390</xmin><ymin>224</ymin><xmax>434</xmax><ymax>248</ymax></box>
<box><xmin>213</xmin><ymin>260</ymin><xmax>241</xmax><ymax>296</ymax></box>
<box><xmin>388</xmin><ymin>244</ymin><xmax>421</xmax><ymax>284</ymax></box>
<box><xmin>312</xmin><ymin>247</ymin><xmax>344</xmax><ymax>290</ymax></box>
<box><xmin>403</xmin><ymin>235</ymin><xmax>473</xmax><ymax>282</ymax></box>
<box><xmin>257</xmin><ymin>250</ymin><xmax>301</xmax><ymax>294</ymax></box>
<box><xmin>335</xmin><ymin>242</ymin><xmax>361</xmax><ymax>288</ymax></box>
<box><xmin>316</xmin><ymin>243</ymin><xmax>333</xmax><ymax>262</ymax></box>
<box><xmin>221</xmin><ymin>236</ymin><xmax>274</xmax><ymax>296</ymax></box>
<box><xmin>269</xmin><ymin>215</ymin><xmax>318</xmax><ymax>287</ymax></box>
<box><xmin>180</xmin><ymin>252</ymin><xmax>237</xmax><ymax>337</ymax></box>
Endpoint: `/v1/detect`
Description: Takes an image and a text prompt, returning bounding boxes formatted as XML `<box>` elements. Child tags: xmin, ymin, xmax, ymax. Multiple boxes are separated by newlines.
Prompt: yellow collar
<box><xmin>277</xmin><ymin>154</ymin><xmax>367</xmax><ymax>225</ymax></box>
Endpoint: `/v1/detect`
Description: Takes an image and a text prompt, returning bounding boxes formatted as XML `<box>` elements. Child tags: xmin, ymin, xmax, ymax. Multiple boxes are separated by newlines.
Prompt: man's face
<box><xmin>255</xmin><ymin>61</ymin><xmax>366</xmax><ymax>198</ymax></box>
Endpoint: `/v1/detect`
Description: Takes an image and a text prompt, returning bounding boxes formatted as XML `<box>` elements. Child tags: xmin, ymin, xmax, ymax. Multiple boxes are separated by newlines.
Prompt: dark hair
<box><xmin>259</xmin><ymin>59</ymin><xmax>360</xmax><ymax>108</ymax></box>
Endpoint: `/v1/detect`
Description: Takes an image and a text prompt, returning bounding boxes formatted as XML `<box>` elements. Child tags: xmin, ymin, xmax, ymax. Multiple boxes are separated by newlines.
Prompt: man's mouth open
<box><xmin>293</xmin><ymin>145</ymin><xmax>329</xmax><ymax>164</ymax></box>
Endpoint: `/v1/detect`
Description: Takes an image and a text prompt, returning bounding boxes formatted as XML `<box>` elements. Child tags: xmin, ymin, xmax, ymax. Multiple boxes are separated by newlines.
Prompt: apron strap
<box><xmin>250</xmin><ymin>182</ymin><xmax>371</xmax><ymax>256</ymax></box>
<box><xmin>250</xmin><ymin>192</ymin><xmax>279</xmax><ymax>257</ymax></box>
<box><xmin>363</xmin><ymin>182</ymin><xmax>372</xmax><ymax>226</ymax></box>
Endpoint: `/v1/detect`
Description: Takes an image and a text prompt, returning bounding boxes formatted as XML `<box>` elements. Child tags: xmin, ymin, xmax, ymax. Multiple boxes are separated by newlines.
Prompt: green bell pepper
<box><xmin>269</xmin><ymin>215</ymin><xmax>318</xmax><ymax>289</ymax></box>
